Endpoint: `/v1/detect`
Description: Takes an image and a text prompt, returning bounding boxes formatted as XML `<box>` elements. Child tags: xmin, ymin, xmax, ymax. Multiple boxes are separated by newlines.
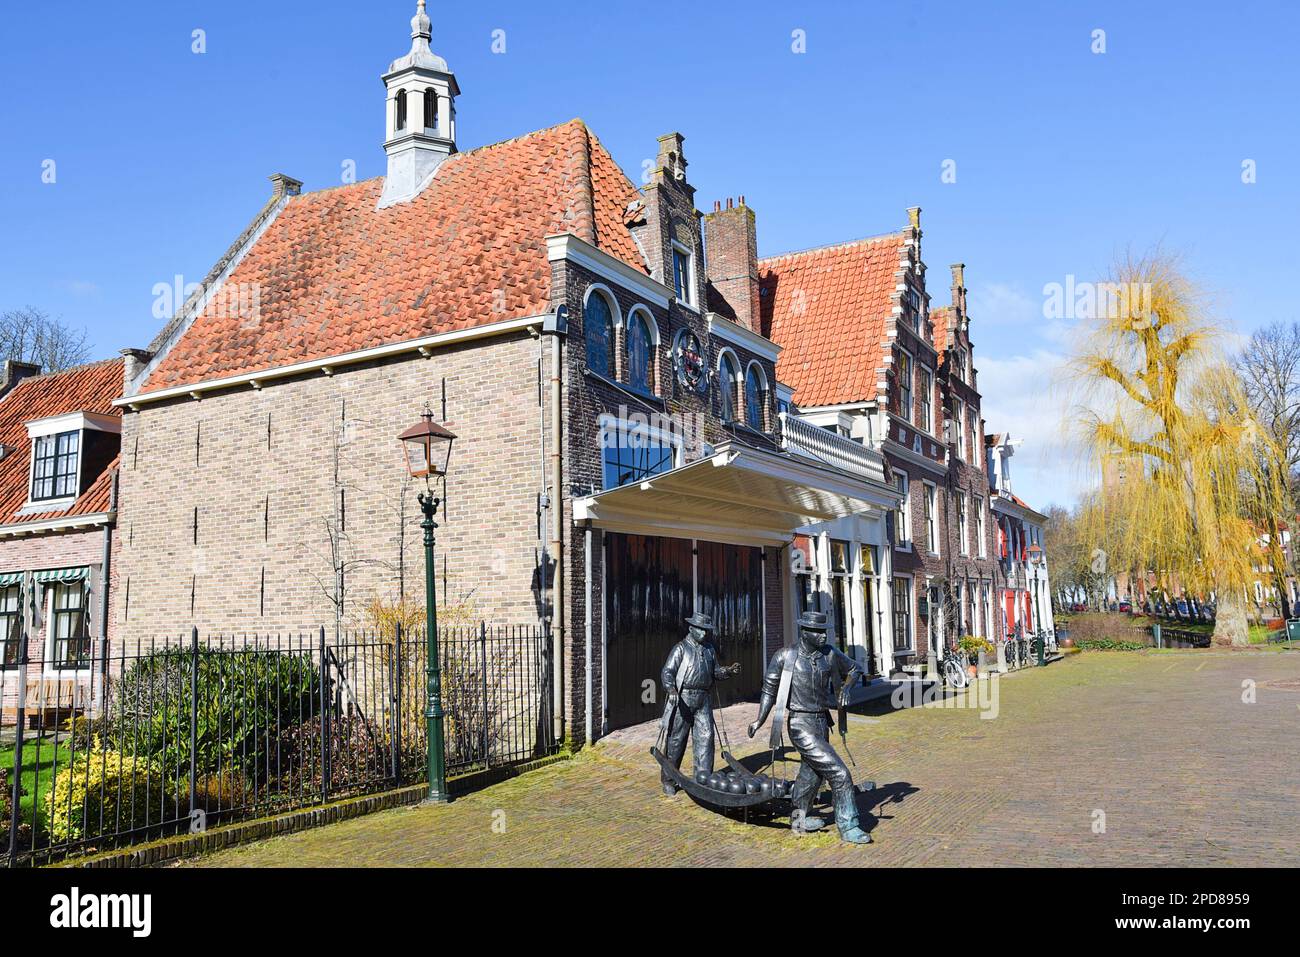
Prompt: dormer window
<box><xmin>23</xmin><ymin>410</ymin><xmax>121</xmax><ymax>512</ymax></box>
<box><xmin>32</xmin><ymin>431</ymin><xmax>79</xmax><ymax>501</ymax></box>
<box><xmin>671</xmin><ymin>242</ymin><xmax>696</xmax><ymax>309</ymax></box>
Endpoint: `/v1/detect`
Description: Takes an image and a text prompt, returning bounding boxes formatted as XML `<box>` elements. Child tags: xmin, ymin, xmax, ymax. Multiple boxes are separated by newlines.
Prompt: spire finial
<box><xmin>411</xmin><ymin>0</ymin><xmax>431</xmax><ymax>42</ymax></box>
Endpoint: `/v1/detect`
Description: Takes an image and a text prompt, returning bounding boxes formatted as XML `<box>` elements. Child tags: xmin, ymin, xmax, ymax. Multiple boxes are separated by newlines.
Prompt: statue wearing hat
<box><xmin>658</xmin><ymin>612</ymin><xmax>742</xmax><ymax>797</ymax></box>
<box><xmin>748</xmin><ymin>610</ymin><xmax>872</xmax><ymax>844</ymax></box>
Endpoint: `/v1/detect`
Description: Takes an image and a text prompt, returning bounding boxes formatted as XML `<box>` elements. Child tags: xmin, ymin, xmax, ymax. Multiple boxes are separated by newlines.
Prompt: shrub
<box><xmin>1</xmin><ymin>767</ymin><xmax>23</xmax><ymax>847</ymax></box>
<box><xmin>273</xmin><ymin>715</ymin><xmax>393</xmax><ymax>794</ymax></box>
<box><xmin>1076</xmin><ymin>637</ymin><xmax>1146</xmax><ymax>652</ymax></box>
<box><xmin>103</xmin><ymin>648</ymin><xmax>321</xmax><ymax>780</ymax></box>
<box><xmin>45</xmin><ymin>751</ymin><xmax>175</xmax><ymax>845</ymax></box>
<box><xmin>958</xmin><ymin>635</ymin><xmax>994</xmax><ymax>659</ymax></box>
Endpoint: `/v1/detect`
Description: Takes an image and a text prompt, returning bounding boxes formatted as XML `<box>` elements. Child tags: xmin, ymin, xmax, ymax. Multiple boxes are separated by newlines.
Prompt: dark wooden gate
<box><xmin>604</xmin><ymin>533</ymin><xmax>764</xmax><ymax>731</ymax></box>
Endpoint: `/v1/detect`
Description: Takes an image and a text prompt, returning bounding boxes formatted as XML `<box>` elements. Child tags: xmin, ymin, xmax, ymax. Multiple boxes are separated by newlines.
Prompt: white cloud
<box><xmin>977</xmin><ymin>349</ymin><xmax>1093</xmax><ymax>510</ymax></box>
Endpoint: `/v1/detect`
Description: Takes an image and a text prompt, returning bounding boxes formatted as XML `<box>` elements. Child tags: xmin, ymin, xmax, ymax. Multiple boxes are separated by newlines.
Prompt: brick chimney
<box><xmin>703</xmin><ymin>196</ymin><xmax>760</xmax><ymax>331</ymax></box>
<box><xmin>950</xmin><ymin>262</ymin><xmax>967</xmax><ymax>319</ymax></box>
<box><xmin>0</xmin><ymin>359</ymin><xmax>41</xmax><ymax>399</ymax></box>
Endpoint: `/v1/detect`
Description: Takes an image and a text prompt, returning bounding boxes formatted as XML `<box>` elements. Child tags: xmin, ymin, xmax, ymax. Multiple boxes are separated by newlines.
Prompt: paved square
<box><xmin>186</xmin><ymin>650</ymin><xmax>1300</xmax><ymax>867</ymax></box>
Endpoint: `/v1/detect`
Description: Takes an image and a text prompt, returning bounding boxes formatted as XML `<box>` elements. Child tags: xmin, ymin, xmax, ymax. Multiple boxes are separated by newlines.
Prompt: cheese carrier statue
<box><xmin>658</xmin><ymin>612</ymin><xmax>742</xmax><ymax>797</ymax></box>
<box><xmin>748</xmin><ymin>610</ymin><xmax>873</xmax><ymax>844</ymax></box>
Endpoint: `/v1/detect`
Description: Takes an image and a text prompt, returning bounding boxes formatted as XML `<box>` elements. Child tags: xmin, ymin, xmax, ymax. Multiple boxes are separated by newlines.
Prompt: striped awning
<box><xmin>0</xmin><ymin>571</ymin><xmax>22</xmax><ymax>586</ymax></box>
<box><xmin>33</xmin><ymin>566</ymin><xmax>89</xmax><ymax>584</ymax></box>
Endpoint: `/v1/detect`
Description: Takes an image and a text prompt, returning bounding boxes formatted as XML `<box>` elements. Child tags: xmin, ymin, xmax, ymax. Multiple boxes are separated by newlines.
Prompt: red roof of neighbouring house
<box><xmin>141</xmin><ymin>119</ymin><xmax>645</xmax><ymax>393</ymax></box>
<box><xmin>930</xmin><ymin>305</ymin><xmax>953</xmax><ymax>357</ymax></box>
<box><xmin>0</xmin><ymin>358</ymin><xmax>123</xmax><ymax>527</ymax></box>
<box><xmin>759</xmin><ymin>233</ymin><xmax>906</xmax><ymax>408</ymax></box>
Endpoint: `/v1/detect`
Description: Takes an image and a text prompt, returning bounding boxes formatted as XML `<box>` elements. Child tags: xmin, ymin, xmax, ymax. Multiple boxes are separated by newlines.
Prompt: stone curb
<box><xmin>50</xmin><ymin>752</ymin><xmax>571</xmax><ymax>869</ymax></box>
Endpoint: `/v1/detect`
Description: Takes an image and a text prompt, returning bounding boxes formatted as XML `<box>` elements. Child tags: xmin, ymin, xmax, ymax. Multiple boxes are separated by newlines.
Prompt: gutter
<box><xmin>115</xmin><ymin>314</ymin><xmax>547</xmax><ymax>409</ymax></box>
<box><xmin>0</xmin><ymin>511</ymin><xmax>115</xmax><ymax>539</ymax></box>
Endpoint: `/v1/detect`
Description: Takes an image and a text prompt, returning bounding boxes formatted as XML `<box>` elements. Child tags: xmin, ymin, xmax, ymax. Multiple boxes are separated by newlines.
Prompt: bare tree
<box><xmin>1239</xmin><ymin>320</ymin><xmax>1300</xmax><ymax>487</ymax></box>
<box><xmin>0</xmin><ymin>306</ymin><xmax>92</xmax><ymax>372</ymax></box>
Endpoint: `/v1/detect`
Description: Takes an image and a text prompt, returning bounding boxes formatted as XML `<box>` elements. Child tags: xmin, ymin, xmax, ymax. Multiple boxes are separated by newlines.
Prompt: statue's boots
<box><xmin>834</xmin><ymin>786</ymin><xmax>872</xmax><ymax>845</ymax></box>
<box><xmin>790</xmin><ymin>809</ymin><xmax>827</xmax><ymax>834</ymax></box>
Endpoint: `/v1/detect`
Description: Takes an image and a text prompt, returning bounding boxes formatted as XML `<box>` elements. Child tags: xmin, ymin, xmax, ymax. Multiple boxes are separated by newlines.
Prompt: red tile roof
<box><xmin>930</xmin><ymin>305</ymin><xmax>953</xmax><ymax>358</ymax></box>
<box><xmin>0</xmin><ymin>359</ymin><xmax>123</xmax><ymax>528</ymax></box>
<box><xmin>759</xmin><ymin>233</ymin><xmax>906</xmax><ymax>408</ymax></box>
<box><xmin>143</xmin><ymin>120</ymin><xmax>645</xmax><ymax>393</ymax></box>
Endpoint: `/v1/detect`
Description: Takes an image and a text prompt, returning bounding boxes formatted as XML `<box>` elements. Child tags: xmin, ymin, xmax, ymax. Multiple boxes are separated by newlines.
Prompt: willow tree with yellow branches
<box><xmin>1066</xmin><ymin>253</ymin><xmax>1288</xmax><ymax>645</ymax></box>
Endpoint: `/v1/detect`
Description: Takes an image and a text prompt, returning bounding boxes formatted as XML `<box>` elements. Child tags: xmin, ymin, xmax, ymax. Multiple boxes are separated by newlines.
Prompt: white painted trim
<box><xmin>884</xmin><ymin>438</ymin><xmax>948</xmax><ymax>476</ymax></box>
<box><xmin>25</xmin><ymin>412</ymin><xmax>121</xmax><ymax>438</ymax></box>
<box><xmin>670</xmin><ymin>239</ymin><xmax>699</xmax><ymax>311</ymax></box>
<box><xmin>583</xmin><ymin>283</ymin><xmax>624</xmax><ymax>330</ymax></box>
<box><xmin>0</xmin><ymin>511</ymin><xmax>115</xmax><ymax>539</ymax></box>
<box><xmin>706</xmin><ymin>313</ymin><xmax>780</xmax><ymax>363</ymax></box>
<box><xmin>546</xmin><ymin>232</ymin><xmax>670</xmax><ymax>308</ymax></box>
<box><xmin>626</xmin><ymin>303</ymin><xmax>660</xmax><ymax>346</ymax></box>
<box><xmin>114</xmin><ymin>314</ymin><xmax>547</xmax><ymax>409</ymax></box>
<box><xmin>795</xmin><ymin>400</ymin><xmax>874</xmax><ymax>416</ymax></box>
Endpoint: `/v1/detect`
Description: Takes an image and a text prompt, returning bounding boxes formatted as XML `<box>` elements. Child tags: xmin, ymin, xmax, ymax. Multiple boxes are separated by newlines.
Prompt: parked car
<box><xmin>1118</xmin><ymin>600</ymin><xmax>1132</xmax><ymax>613</ymax></box>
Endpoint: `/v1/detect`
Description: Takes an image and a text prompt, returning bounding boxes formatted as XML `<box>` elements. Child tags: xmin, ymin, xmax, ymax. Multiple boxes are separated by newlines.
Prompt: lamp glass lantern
<box><xmin>399</xmin><ymin>408</ymin><xmax>457</xmax><ymax>481</ymax></box>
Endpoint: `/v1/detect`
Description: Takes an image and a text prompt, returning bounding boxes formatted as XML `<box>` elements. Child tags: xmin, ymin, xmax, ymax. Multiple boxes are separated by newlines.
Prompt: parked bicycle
<box><xmin>940</xmin><ymin>642</ymin><xmax>970</xmax><ymax>689</ymax></box>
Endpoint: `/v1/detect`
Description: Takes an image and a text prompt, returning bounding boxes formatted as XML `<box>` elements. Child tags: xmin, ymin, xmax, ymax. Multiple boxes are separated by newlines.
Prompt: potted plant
<box><xmin>957</xmin><ymin>635</ymin><xmax>994</xmax><ymax>675</ymax></box>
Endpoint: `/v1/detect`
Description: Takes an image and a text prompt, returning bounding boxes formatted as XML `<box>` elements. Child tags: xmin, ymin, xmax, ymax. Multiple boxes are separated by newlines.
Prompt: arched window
<box><xmin>423</xmin><ymin>90</ymin><xmax>437</xmax><ymax>131</ymax></box>
<box><xmin>396</xmin><ymin>89</ymin><xmax>408</xmax><ymax>131</ymax></box>
<box><xmin>627</xmin><ymin>312</ymin><xmax>653</xmax><ymax>394</ymax></box>
<box><xmin>718</xmin><ymin>354</ymin><xmax>739</xmax><ymax>423</ymax></box>
<box><xmin>584</xmin><ymin>291</ymin><xmax>614</xmax><ymax>377</ymax></box>
<box><xmin>745</xmin><ymin>365</ymin><xmax>766</xmax><ymax>431</ymax></box>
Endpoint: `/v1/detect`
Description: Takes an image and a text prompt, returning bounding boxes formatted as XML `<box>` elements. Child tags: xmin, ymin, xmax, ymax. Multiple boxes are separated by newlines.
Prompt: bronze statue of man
<box><xmin>659</xmin><ymin>612</ymin><xmax>741</xmax><ymax>797</ymax></box>
<box><xmin>748</xmin><ymin>610</ymin><xmax>872</xmax><ymax>844</ymax></box>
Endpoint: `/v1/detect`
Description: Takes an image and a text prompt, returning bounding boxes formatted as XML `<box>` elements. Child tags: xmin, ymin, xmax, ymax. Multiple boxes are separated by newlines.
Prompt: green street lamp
<box><xmin>399</xmin><ymin>407</ymin><xmax>457</xmax><ymax>803</ymax></box>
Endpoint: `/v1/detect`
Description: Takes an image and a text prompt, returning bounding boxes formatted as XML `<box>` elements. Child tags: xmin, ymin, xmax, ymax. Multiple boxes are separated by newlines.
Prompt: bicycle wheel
<box><xmin>943</xmin><ymin>656</ymin><xmax>968</xmax><ymax>689</ymax></box>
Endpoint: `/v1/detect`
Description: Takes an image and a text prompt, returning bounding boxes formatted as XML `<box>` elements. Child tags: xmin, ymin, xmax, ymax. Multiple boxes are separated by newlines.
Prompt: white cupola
<box><xmin>378</xmin><ymin>0</ymin><xmax>460</xmax><ymax>208</ymax></box>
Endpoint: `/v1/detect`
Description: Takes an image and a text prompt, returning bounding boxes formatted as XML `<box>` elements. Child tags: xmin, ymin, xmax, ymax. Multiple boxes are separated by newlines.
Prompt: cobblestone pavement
<box><xmin>188</xmin><ymin>650</ymin><xmax>1300</xmax><ymax>867</ymax></box>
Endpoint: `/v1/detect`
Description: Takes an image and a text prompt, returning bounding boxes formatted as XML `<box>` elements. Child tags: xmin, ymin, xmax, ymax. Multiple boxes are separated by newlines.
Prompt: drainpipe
<box><xmin>585</xmin><ymin>526</ymin><xmax>592</xmax><ymax>745</ymax></box>
<box><xmin>542</xmin><ymin>309</ymin><xmax>566</xmax><ymax>746</ymax></box>
<box><xmin>96</xmin><ymin>471</ymin><xmax>117</xmax><ymax>716</ymax></box>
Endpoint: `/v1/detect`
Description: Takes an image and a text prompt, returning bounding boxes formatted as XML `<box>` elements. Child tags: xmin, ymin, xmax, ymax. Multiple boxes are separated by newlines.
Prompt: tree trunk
<box><xmin>1212</xmin><ymin>590</ymin><xmax>1250</xmax><ymax>647</ymax></box>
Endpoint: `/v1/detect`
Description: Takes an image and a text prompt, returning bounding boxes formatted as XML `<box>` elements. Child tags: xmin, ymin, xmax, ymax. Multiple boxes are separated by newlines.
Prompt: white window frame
<box><xmin>958</xmin><ymin>492</ymin><xmax>970</xmax><ymax>556</ymax></box>
<box><xmin>596</xmin><ymin>414</ymin><xmax>682</xmax><ymax>491</ymax></box>
<box><xmin>917</xmin><ymin>366</ymin><xmax>933</xmax><ymax>434</ymax></box>
<box><xmin>43</xmin><ymin>580</ymin><xmax>91</xmax><ymax>673</ymax></box>
<box><xmin>893</xmin><ymin>472</ymin><xmax>912</xmax><ymax>552</ymax></box>
<box><xmin>624</xmin><ymin>304</ymin><xmax>660</xmax><ymax>397</ymax></box>
<box><xmin>892</xmin><ymin>573</ymin><xmax>915</xmax><ymax>655</ymax></box>
<box><xmin>953</xmin><ymin>398</ymin><xmax>967</xmax><ymax>461</ymax></box>
<box><xmin>976</xmin><ymin>496</ymin><xmax>987</xmax><ymax>558</ymax></box>
<box><xmin>896</xmin><ymin>348</ymin><xmax>913</xmax><ymax>421</ymax></box>
<box><xmin>922</xmin><ymin>480</ymin><xmax>938</xmax><ymax>555</ymax></box>
<box><xmin>671</xmin><ymin>241</ymin><xmax>697</xmax><ymax>310</ymax></box>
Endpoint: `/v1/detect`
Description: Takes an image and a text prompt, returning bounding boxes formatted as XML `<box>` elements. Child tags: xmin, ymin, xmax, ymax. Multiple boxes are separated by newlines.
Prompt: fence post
<box><xmin>319</xmin><ymin>626</ymin><xmax>330</xmax><ymax>803</ymax></box>
<box><xmin>479</xmin><ymin>621</ymin><xmax>489</xmax><ymax>767</ymax></box>
<box><xmin>188</xmin><ymin>627</ymin><xmax>199</xmax><ymax>819</ymax></box>
<box><xmin>7</xmin><ymin>647</ymin><xmax>27</xmax><ymax>867</ymax></box>
<box><xmin>391</xmin><ymin>623</ymin><xmax>402</xmax><ymax>783</ymax></box>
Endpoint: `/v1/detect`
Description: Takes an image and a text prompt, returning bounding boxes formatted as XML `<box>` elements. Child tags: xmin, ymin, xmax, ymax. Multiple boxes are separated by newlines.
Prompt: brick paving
<box><xmin>186</xmin><ymin>650</ymin><xmax>1300</xmax><ymax>867</ymax></box>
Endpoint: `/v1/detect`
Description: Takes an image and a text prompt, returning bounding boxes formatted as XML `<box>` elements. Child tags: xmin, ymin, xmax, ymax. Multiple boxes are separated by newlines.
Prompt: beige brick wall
<box><xmin>113</xmin><ymin>332</ymin><xmax>551</xmax><ymax>647</ymax></box>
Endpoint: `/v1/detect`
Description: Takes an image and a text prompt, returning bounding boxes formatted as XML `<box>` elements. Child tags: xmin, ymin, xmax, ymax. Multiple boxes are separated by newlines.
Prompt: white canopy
<box><xmin>574</xmin><ymin>444</ymin><xmax>898</xmax><ymax>548</ymax></box>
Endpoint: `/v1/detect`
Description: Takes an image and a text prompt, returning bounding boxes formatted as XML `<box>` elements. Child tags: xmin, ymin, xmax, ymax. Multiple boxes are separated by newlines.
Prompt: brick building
<box><xmin>108</xmin><ymin>4</ymin><xmax>894</xmax><ymax>743</ymax></box>
<box><xmin>761</xmin><ymin>210</ymin><xmax>1001</xmax><ymax>675</ymax></box>
<box><xmin>0</xmin><ymin>358</ymin><xmax>122</xmax><ymax>724</ymax></box>
<box><xmin>987</xmin><ymin>433</ymin><xmax>1054</xmax><ymax>639</ymax></box>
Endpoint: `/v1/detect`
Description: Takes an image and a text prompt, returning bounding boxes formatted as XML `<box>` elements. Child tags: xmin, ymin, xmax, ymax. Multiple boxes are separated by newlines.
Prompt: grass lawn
<box><xmin>1</xmin><ymin>734</ymin><xmax>69</xmax><ymax>825</ymax></box>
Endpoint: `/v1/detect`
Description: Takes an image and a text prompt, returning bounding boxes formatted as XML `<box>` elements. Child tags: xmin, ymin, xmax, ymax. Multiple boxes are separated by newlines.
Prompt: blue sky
<box><xmin>2</xmin><ymin>0</ymin><xmax>1296</xmax><ymax>509</ymax></box>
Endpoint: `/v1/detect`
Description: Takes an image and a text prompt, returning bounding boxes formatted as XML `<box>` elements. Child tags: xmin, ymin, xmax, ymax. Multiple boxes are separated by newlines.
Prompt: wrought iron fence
<box><xmin>1</xmin><ymin>623</ymin><xmax>555</xmax><ymax>866</ymax></box>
